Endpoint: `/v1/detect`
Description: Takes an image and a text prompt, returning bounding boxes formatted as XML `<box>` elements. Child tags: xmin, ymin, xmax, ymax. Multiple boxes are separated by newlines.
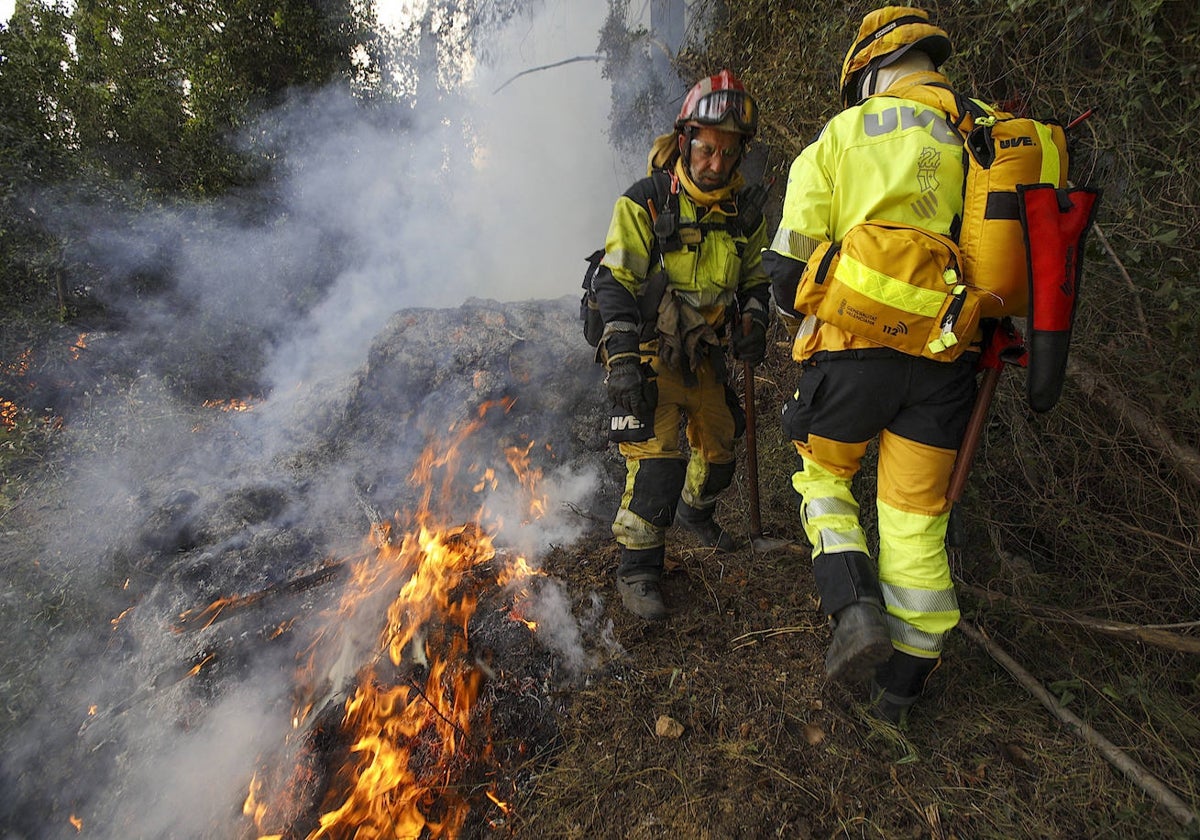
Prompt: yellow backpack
<box><xmin>791</xmin><ymin>83</ymin><xmax>1071</xmax><ymax>360</ymax></box>
<box><xmin>892</xmin><ymin>82</ymin><xmax>1070</xmax><ymax>318</ymax></box>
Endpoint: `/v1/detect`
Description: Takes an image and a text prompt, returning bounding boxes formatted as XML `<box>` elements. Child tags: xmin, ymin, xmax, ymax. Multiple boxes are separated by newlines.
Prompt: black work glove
<box><xmin>731</xmin><ymin>319</ymin><xmax>768</xmax><ymax>366</ymax></box>
<box><xmin>606</xmin><ymin>356</ymin><xmax>651</xmax><ymax>419</ymax></box>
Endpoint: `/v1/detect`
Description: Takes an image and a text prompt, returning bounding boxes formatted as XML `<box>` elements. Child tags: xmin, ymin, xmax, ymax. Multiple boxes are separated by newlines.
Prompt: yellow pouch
<box><xmin>797</xmin><ymin>221</ymin><xmax>981</xmax><ymax>362</ymax></box>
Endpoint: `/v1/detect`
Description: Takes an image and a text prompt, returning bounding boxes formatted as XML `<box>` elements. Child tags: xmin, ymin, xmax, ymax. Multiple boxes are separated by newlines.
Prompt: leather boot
<box><xmin>675</xmin><ymin>500</ymin><xmax>736</xmax><ymax>551</ymax></box>
<box><xmin>616</xmin><ymin>572</ymin><xmax>668</xmax><ymax>621</ymax></box>
<box><xmin>825</xmin><ymin>598</ymin><xmax>892</xmax><ymax>684</ymax></box>
<box><xmin>616</xmin><ymin>546</ymin><xmax>668</xmax><ymax>621</ymax></box>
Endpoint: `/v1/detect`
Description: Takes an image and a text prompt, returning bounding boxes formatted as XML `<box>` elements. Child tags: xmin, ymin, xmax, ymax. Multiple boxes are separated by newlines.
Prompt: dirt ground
<box><xmin>1</xmin><ymin>309</ymin><xmax>1194</xmax><ymax>840</ymax></box>
<box><xmin>505</xmin><ymin>363</ymin><xmax>1192</xmax><ymax>840</ymax></box>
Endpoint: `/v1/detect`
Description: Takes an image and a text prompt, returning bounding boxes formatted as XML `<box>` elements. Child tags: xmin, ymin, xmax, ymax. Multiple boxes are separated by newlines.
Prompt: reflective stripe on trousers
<box><xmin>793</xmin><ymin>446</ymin><xmax>959</xmax><ymax>657</ymax></box>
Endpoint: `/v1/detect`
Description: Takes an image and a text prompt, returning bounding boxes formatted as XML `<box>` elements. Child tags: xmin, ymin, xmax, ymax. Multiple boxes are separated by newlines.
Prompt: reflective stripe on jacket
<box><xmin>767</xmin><ymin>75</ymin><xmax>987</xmax><ymax>358</ymax></box>
<box><xmin>599</xmin><ymin>175</ymin><xmax>770</xmax><ymax>332</ymax></box>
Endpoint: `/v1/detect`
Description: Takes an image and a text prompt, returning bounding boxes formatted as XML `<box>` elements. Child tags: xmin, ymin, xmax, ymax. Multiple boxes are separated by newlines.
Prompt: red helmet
<box><xmin>675</xmin><ymin>69</ymin><xmax>758</xmax><ymax>138</ymax></box>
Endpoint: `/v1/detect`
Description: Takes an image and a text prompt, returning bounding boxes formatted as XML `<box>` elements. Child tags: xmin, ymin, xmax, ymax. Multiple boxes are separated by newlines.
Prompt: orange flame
<box><xmin>246</xmin><ymin>399</ymin><xmax>548</xmax><ymax>838</ymax></box>
<box><xmin>0</xmin><ymin>399</ymin><xmax>19</xmax><ymax>431</ymax></box>
<box><xmin>69</xmin><ymin>333</ymin><xmax>88</xmax><ymax>361</ymax></box>
<box><xmin>202</xmin><ymin>397</ymin><xmax>256</xmax><ymax>412</ymax></box>
<box><xmin>2</xmin><ymin>348</ymin><xmax>31</xmax><ymax>377</ymax></box>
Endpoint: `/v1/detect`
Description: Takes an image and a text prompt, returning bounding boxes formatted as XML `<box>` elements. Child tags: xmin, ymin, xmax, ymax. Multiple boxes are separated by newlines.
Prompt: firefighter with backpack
<box><xmin>764</xmin><ymin>7</ymin><xmax>993</xmax><ymax>724</ymax></box>
<box><xmin>592</xmin><ymin>69</ymin><xmax>772</xmax><ymax>621</ymax></box>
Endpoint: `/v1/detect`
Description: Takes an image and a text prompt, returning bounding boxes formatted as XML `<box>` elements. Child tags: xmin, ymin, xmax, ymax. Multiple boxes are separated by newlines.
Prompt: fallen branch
<box><xmin>960</xmin><ymin>584</ymin><xmax>1200</xmax><ymax>654</ymax></box>
<box><xmin>958</xmin><ymin>619</ymin><xmax>1198</xmax><ymax>827</ymax></box>
<box><xmin>174</xmin><ymin>562</ymin><xmax>346</xmax><ymax>632</ymax></box>
<box><xmin>1068</xmin><ymin>357</ymin><xmax>1200</xmax><ymax>494</ymax></box>
<box><xmin>1091</xmin><ymin>222</ymin><xmax>1151</xmax><ymax>348</ymax></box>
<box><xmin>492</xmin><ymin>55</ymin><xmax>602</xmax><ymax>94</ymax></box>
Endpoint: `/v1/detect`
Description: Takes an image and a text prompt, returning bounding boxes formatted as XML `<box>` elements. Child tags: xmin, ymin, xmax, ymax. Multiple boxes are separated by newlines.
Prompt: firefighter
<box><xmin>763</xmin><ymin>7</ymin><xmax>977</xmax><ymax>724</ymax></box>
<box><xmin>594</xmin><ymin>69</ymin><xmax>771</xmax><ymax>621</ymax></box>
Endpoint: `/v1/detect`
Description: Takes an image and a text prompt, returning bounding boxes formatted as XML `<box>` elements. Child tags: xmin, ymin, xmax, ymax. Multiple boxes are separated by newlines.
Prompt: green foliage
<box><xmin>0</xmin><ymin>0</ymin><xmax>385</xmax><ymax>322</ymax></box>
<box><xmin>598</xmin><ymin>1</ymin><xmax>662</xmax><ymax>159</ymax></box>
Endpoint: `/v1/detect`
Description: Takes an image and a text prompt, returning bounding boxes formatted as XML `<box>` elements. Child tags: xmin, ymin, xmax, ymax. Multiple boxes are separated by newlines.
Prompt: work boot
<box><xmin>824</xmin><ymin>599</ymin><xmax>892</xmax><ymax>685</ymax></box>
<box><xmin>867</xmin><ymin>651</ymin><xmax>939</xmax><ymax>727</ymax></box>
<box><xmin>867</xmin><ymin>682</ymin><xmax>921</xmax><ymax>727</ymax></box>
<box><xmin>616</xmin><ymin>572</ymin><xmax>668</xmax><ymax>621</ymax></box>
<box><xmin>675</xmin><ymin>500</ymin><xmax>736</xmax><ymax>551</ymax></box>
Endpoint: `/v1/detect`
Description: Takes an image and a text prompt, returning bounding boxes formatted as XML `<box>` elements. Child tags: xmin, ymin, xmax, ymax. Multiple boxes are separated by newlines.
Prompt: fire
<box><xmin>1</xmin><ymin>348</ymin><xmax>31</xmax><ymax>377</ymax></box>
<box><xmin>187</xmin><ymin>652</ymin><xmax>216</xmax><ymax>677</ymax></box>
<box><xmin>202</xmin><ymin>397</ymin><xmax>257</xmax><ymax>412</ymax></box>
<box><xmin>68</xmin><ymin>814</ymin><xmax>83</xmax><ymax>832</ymax></box>
<box><xmin>175</xmin><ymin>595</ymin><xmax>239</xmax><ymax>631</ymax></box>
<box><xmin>110</xmin><ymin>606</ymin><xmax>134</xmax><ymax>630</ymax></box>
<box><xmin>0</xmin><ymin>399</ymin><xmax>18</xmax><ymax>431</ymax></box>
<box><xmin>245</xmin><ymin>400</ymin><xmax>550</xmax><ymax>838</ymax></box>
<box><xmin>69</xmin><ymin>333</ymin><xmax>88</xmax><ymax>361</ymax></box>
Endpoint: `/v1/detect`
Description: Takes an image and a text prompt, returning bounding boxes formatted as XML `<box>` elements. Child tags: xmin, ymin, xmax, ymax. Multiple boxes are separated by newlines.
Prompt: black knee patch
<box><xmin>701</xmin><ymin>460</ymin><xmax>736</xmax><ymax>497</ymax></box>
<box><xmin>628</xmin><ymin>458</ymin><xmax>687</xmax><ymax>528</ymax></box>
<box><xmin>813</xmin><ymin>551</ymin><xmax>884</xmax><ymax>616</ymax></box>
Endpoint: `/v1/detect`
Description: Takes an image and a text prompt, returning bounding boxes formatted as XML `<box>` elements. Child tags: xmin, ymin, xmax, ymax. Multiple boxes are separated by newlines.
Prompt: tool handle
<box><xmin>741</xmin><ymin>314</ymin><xmax>762</xmax><ymax>538</ymax></box>
<box><xmin>946</xmin><ymin>365</ymin><xmax>1002</xmax><ymax>503</ymax></box>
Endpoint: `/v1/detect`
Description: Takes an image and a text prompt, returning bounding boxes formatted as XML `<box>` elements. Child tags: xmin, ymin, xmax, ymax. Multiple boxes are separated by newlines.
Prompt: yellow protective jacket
<box><xmin>766</xmin><ymin>72</ymin><xmax>991</xmax><ymax>360</ymax></box>
<box><xmin>595</xmin><ymin>162</ymin><xmax>771</xmax><ymax>364</ymax></box>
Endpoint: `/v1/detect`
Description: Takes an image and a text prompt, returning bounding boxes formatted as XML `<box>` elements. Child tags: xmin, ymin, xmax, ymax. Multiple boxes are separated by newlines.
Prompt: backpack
<box><xmin>581</xmin><ymin>172</ymin><xmax>767</xmax><ymax>348</ymax></box>
<box><xmin>896</xmin><ymin>82</ymin><xmax>1070</xmax><ymax>318</ymax></box>
<box><xmin>789</xmin><ymin>84</ymin><xmax>1075</xmax><ymax>360</ymax></box>
<box><xmin>794</xmin><ymin>220</ymin><xmax>981</xmax><ymax>361</ymax></box>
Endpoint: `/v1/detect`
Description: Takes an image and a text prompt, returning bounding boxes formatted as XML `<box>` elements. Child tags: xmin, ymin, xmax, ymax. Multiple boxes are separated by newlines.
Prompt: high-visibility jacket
<box><xmin>596</xmin><ymin>172</ymin><xmax>771</xmax><ymax>355</ymax></box>
<box><xmin>768</xmin><ymin>72</ymin><xmax>990</xmax><ymax>360</ymax></box>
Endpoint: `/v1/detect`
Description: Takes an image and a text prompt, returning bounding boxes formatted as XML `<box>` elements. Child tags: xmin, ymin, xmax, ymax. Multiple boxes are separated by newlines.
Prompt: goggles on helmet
<box><xmin>687</xmin><ymin>89</ymin><xmax>758</xmax><ymax>135</ymax></box>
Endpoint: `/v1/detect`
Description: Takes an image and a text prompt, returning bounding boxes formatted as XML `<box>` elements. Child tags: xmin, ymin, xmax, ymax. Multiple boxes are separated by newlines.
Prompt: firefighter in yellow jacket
<box><xmin>764</xmin><ymin>7</ymin><xmax>981</xmax><ymax>724</ymax></box>
<box><xmin>594</xmin><ymin>70</ymin><xmax>771</xmax><ymax>621</ymax></box>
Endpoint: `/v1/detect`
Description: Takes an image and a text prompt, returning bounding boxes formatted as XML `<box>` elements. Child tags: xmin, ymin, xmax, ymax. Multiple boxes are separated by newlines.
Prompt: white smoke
<box><xmin>2</xmin><ymin>2</ymin><xmax>648</xmax><ymax>838</ymax></box>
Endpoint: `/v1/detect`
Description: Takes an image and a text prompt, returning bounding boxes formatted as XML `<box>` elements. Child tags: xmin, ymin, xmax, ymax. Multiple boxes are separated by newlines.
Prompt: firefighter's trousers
<box><xmin>612</xmin><ymin>355</ymin><xmax>737</xmax><ymax>552</ymax></box>
<box><xmin>783</xmin><ymin>349</ymin><xmax>977</xmax><ymax>660</ymax></box>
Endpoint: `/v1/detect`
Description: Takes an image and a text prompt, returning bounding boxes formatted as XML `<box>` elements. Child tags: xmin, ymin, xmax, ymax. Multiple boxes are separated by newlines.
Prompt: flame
<box><xmin>69</xmin><ymin>814</ymin><xmax>83</xmax><ymax>832</ymax></box>
<box><xmin>202</xmin><ymin>397</ymin><xmax>256</xmax><ymax>412</ymax></box>
<box><xmin>1</xmin><ymin>348</ymin><xmax>31</xmax><ymax>377</ymax></box>
<box><xmin>504</xmin><ymin>442</ymin><xmax>548</xmax><ymax>521</ymax></box>
<box><xmin>175</xmin><ymin>596</ymin><xmax>237</xmax><ymax>631</ymax></box>
<box><xmin>69</xmin><ymin>333</ymin><xmax>88</xmax><ymax>361</ymax></box>
<box><xmin>110</xmin><ymin>607</ymin><xmax>134</xmax><ymax>630</ymax></box>
<box><xmin>187</xmin><ymin>652</ymin><xmax>216</xmax><ymax>677</ymax></box>
<box><xmin>246</xmin><ymin>399</ymin><xmax>548</xmax><ymax>838</ymax></box>
<box><xmin>0</xmin><ymin>399</ymin><xmax>19</xmax><ymax>431</ymax></box>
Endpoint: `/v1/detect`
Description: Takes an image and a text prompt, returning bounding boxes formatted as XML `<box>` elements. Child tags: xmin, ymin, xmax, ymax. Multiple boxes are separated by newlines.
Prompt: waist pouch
<box><xmin>794</xmin><ymin>220</ymin><xmax>981</xmax><ymax>362</ymax></box>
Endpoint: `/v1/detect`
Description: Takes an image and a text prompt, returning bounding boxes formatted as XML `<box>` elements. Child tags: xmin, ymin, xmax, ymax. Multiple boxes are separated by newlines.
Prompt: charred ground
<box><xmin>1</xmin><ymin>293</ymin><xmax>1195</xmax><ymax>839</ymax></box>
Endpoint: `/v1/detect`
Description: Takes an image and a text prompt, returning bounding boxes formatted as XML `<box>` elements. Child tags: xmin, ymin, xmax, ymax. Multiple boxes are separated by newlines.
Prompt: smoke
<box><xmin>1</xmin><ymin>2</ymin><xmax>648</xmax><ymax>837</ymax></box>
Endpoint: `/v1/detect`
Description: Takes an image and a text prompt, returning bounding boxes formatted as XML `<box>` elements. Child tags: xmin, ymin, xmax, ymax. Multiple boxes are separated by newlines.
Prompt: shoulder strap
<box><xmin>874</xmin><ymin>80</ymin><xmax>990</xmax><ymax>134</ymax></box>
<box><xmin>647</xmin><ymin>169</ymin><xmax>682</xmax><ymax>251</ymax></box>
<box><xmin>734</xmin><ymin>181</ymin><xmax>768</xmax><ymax>237</ymax></box>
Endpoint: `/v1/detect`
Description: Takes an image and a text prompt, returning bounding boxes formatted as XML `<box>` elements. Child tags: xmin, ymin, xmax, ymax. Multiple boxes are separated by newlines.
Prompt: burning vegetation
<box><xmin>222</xmin><ymin>400</ymin><xmax>560</xmax><ymax>838</ymax></box>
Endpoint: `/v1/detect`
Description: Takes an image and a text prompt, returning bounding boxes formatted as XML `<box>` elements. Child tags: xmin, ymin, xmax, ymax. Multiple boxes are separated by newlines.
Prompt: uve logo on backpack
<box><xmin>960</xmin><ymin>115</ymin><xmax>1069</xmax><ymax>319</ymax></box>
